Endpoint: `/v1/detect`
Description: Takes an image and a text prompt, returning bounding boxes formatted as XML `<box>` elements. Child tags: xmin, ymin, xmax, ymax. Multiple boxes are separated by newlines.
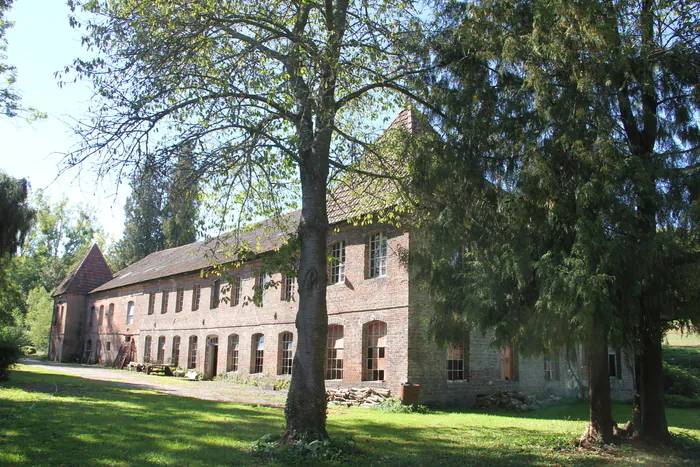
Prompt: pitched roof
<box><xmin>53</xmin><ymin>244</ymin><xmax>114</xmax><ymax>297</ymax></box>
<box><xmin>89</xmin><ymin>211</ymin><xmax>302</xmax><ymax>294</ymax></box>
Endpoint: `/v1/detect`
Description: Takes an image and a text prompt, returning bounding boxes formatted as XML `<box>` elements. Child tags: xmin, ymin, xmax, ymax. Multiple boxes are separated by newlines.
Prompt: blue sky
<box><xmin>0</xmin><ymin>0</ymin><xmax>128</xmax><ymax>240</ymax></box>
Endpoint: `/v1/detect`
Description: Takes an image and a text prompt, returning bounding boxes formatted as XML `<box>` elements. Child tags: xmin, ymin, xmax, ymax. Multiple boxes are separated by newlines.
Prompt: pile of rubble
<box><xmin>327</xmin><ymin>387</ymin><xmax>392</xmax><ymax>407</ymax></box>
<box><xmin>474</xmin><ymin>390</ymin><xmax>536</xmax><ymax>412</ymax></box>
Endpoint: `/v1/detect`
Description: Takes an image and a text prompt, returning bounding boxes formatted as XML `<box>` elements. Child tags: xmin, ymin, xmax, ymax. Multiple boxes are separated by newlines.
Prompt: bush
<box><xmin>0</xmin><ymin>328</ymin><xmax>25</xmax><ymax>380</ymax></box>
<box><xmin>664</xmin><ymin>347</ymin><xmax>700</xmax><ymax>377</ymax></box>
<box><xmin>665</xmin><ymin>394</ymin><xmax>700</xmax><ymax>409</ymax></box>
<box><xmin>252</xmin><ymin>433</ymin><xmax>362</xmax><ymax>464</ymax></box>
<box><xmin>663</xmin><ymin>362</ymin><xmax>700</xmax><ymax>397</ymax></box>
<box><xmin>21</xmin><ymin>346</ymin><xmax>37</xmax><ymax>355</ymax></box>
<box><xmin>376</xmin><ymin>397</ymin><xmax>430</xmax><ymax>414</ymax></box>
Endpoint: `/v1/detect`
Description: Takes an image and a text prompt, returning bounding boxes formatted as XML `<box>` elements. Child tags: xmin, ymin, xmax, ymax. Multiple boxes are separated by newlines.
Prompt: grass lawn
<box><xmin>664</xmin><ymin>330</ymin><xmax>700</xmax><ymax>348</ymax></box>
<box><xmin>1</xmin><ymin>364</ymin><xmax>699</xmax><ymax>466</ymax></box>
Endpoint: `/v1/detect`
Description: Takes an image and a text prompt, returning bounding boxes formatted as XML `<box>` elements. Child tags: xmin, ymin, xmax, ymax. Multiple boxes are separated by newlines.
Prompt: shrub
<box><xmin>252</xmin><ymin>433</ymin><xmax>362</xmax><ymax>464</ymax></box>
<box><xmin>0</xmin><ymin>328</ymin><xmax>25</xmax><ymax>380</ymax></box>
<box><xmin>663</xmin><ymin>362</ymin><xmax>700</xmax><ymax>397</ymax></box>
<box><xmin>376</xmin><ymin>397</ymin><xmax>430</xmax><ymax>414</ymax></box>
<box><xmin>665</xmin><ymin>394</ymin><xmax>700</xmax><ymax>409</ymax></box>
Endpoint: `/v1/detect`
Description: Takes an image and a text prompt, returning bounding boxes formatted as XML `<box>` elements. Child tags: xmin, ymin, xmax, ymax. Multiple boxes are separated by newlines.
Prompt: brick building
<box><xmin>50</xmin><ymin>112</ymin><xmax>635</xmax><ymax>404</ymax></box>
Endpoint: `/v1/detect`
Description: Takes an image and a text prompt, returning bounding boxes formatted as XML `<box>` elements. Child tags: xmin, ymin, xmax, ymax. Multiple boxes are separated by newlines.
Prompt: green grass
<box><xmin>664</xmin><ymin>330</ymin><xmax>700</xmax><ymax>348</ymax></box>
<box><xmin>2</xmin><ymin>365</ymin><xmax>700</xmax><ymax>466</ymax></box>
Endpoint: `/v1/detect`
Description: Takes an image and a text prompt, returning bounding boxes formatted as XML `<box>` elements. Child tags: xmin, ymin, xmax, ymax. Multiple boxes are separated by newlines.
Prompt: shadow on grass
<box><xmin>1</xmin><ymin>369</ymin><xmax>282</xmax><ymax>466</ymax></box>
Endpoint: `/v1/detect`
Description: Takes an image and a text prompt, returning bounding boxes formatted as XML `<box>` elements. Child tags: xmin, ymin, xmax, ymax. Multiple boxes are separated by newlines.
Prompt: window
<box><xmin>211</xmin><ymin>280</ymin><xmax>221</xmax><ymax>309</ymax></box>
<box><xmin>252</xmin><ymin>334</ymin><xmax>264</xmax><ymax>373</ymax></box>
<box><xmin>501</xmin><ymin>344</ymin><xmax>517</xmax><ymax>381</ymax></box>
<box><xmin>447</xmin><ymin>343</ymin><xmax>466</xmax><ymax>381</ymax></box>
<box><xmin>326</xmin><ymin>325</ymin><xmax>344</xmax><ymax>380</ymax></box>
<box><xmin>161</xmin><ymin>289</ymin><xmax>170</xmax><ymax>314</ymax></box>
<box><xmin>88</xmin><ymin>305</ymin><xmax>95</xmax><ymax>327</ymax></box>
<box><xmin>227</xmin><ymin>334</ymin><xmax>239</xmax><ymax>371</ymax></box>
<box><xmin>126</xmin><ymin>301</ymin><xmax>134</xmax><ymax>325</ymax></box>
<box><xmin>368</xmin><ymin>232</ymin><xmax>388</xmax><ymax>278</ymax></box>
<box><xmin>364</xmin><ymin>321</ymin><xmax>387</xmax><ymax>381</ymax></box>
<box><xmin>106</xmin><ymin>342</ymin><xmax>111</xmax><ymax>351</ymax></box>
<box><xmin>176</xmin><ymin>287</ymin><xmax>184</xmax><ymax>313</ymax></box>
<box><xmin>230</xmin><ymin>277</ymin><xmax>241</xmax><ymax>306</ymax></box>
<box><xmin>328</xmin><ymin>241</ymin><xmax>346</xmax><ymax>285</ymax></box>
<box><xmin>544</xmin><ymin>353</ymin><xmax>560</xmax><ymax>381</ymax></box>
<box><xmin>282</xmin><ymin>275</ymin><xmax>296</xmax><ymax>301</ymax></box>
<box><xmin>255</xmin><ymin>274</ymin><xmax>268</xmax><ymax>305</ymax></box>
<box><xmin>53</xmin><ymin>305</ymin><xmax>59</xmax><ymax>326</ymax></box>
<box><xmin>85</xmin><ymin>339</ymin><xmax>92</xmax><ymax>354</ymax></box>
<box><xmin>148</xmin><ymin>292</ymin><xmax>156</xmax><ymax>315</ymax></box>
<box><xmin>107</xmin><ymin>304</ymin><xmax>114</xmax><ymax>329</ymax></box>
<box><xmin>279</xmin><ymin>332</ymin><xmax>294</xmax><ymax>375</ymax></box>
<box><xmin>171</xmin><ymin>336</ymin><xmax>181</xmax><ymax>367</ymax></box>
<box><xmin>144</xmin><ymin>336</ymin><xmax>152</xmax><ymax>363</ymax></box>
<box><xmin>192</xmin><ymin>284</ymin><xmax>201</xmax><ymax>311</ymax></box>
<box><xmin>98</xmin><ymin>305</ymin><xmax>104</xmax><ymax>326</ymax></box>
<box><xmin>157</xmin><ymin>336</ymin><xmax>166</xmax><ymax>363</ymax></box>
<box><xmin>188</xmin><ymin>336</ymin><xmax>198</xmax><ymax>369</ymax></box>
<box><xmin>609</xmin><ymin>350</ymin><xmax>622</xmax><ymax>379</ymax></box>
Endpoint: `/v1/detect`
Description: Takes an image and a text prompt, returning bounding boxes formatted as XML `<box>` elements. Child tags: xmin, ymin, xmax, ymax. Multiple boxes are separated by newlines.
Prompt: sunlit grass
<box><xmin>1</xmin><ymin>364</ymin><xmax>698</xmax><ymax>466</ymax></box>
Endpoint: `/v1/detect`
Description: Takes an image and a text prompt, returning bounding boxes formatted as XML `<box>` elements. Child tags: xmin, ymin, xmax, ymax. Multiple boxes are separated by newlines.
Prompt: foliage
<box><xmin>111</xmin><ymin>155</ymin><xmax>166</xmax><ymax>270</ymax></box>
<box><xmin>665</xmin><ymin>395</ymin><xmax>700</xmax><ymax>410</ymax></box>
<box><xmin>375</xmin><ymin>397</ymin><xmax>429</xmax><ymax>414</ymax></box>
<box><xmin>0</xmin><ymin>171</ymin><xmax>35</xmax><ymax>256</ymax></box>
<box><xmin>252</xmin><ymin>433</ymin><xmax>361</xmax><ymax>464</ymax></box>
<box><xmin>664</xmin><ymin>363</ymin><xmax>700</xmax><ymax>398</ymax></box>
<box><xmin>408</xmin><ymin>0</ymin><xmax>700</xmax><ymax>441</ymax></box>
<box><xmin>23</xmin><ymin>286</ymin><xmax>53</xmax><ymax>353</ymax></box>
<box><xmin>0</xmin><ymin>326</ymin><xmax>24</xmax><ymax>380</ymax></box>
<box><xmin>2</xmin><ymin>364</ymin><xmax>700</xmax><ymax>466</ymax></box>
<box><xmin>663</xmin><ymin>346</ymin><xmax>700</xmax><ymax>377</ymax></box>
<box><xmin>163</xmin><ymin>147</ymin><xmax>200</xmax><ymax>249</ymax></box>
<box><xmin>0</xmin><ymin>0</ymin><xmax>19</xmax><ymax>117</ymax></box>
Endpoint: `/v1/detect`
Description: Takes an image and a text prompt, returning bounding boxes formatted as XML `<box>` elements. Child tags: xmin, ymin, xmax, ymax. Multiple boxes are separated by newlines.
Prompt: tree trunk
<box><xmin>580</xmin><ymin>313</ymin><xmax>614</xmax><ymax>446</ymax></box>
<box><xmin>282</xmin><ymin>136</ymin><xmax>330</xmax><ymax>442</ymax></box>
<box><xmin>638</xmin><ymin>321</ymin><xmax>670</xmax><ymax>441</ymax></box>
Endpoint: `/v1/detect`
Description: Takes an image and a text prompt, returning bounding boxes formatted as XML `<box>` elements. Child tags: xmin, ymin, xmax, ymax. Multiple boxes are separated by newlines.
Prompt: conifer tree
<box><xmin>410</xmin><ymin>0</ymin><xmax>700</xmax><ymax>443</ymax></box>
<box><xmin>163</xmin><ymin>147</ymin><xmax>200</xmax><ymax>249</ymax></box>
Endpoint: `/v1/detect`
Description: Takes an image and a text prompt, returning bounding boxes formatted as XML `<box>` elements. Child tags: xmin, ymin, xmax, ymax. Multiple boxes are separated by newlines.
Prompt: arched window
<box><xmin>364</xmin><ymin>321</ymin><xmax>387</xmax><ymax>381</ymax></box>
<box><xmin>171</xmin><ymin>336</ymin><xmax>181</xmax><ymax>367</ymax></box>
<box><xmin>98</xmin><ymin>305</ymin><xmax>104</xmax><ymax>326</ymax></box>
<box><xmin>227</xmin><ymin>334</ymin><xmax>239</xmax><ymax>371</ymax></box>
<box><xmin>251</xmin><ymin>334</ymin><xmax>264</xmax><ymax>373</ymax></box>
<box><xmin>326</xmin><ymin>325</ymin><xmax>344</xmax><ymax>380</ymax></box>
<box><xmin>85</xmin><ymin>339</ymin><xmax>92</xmax><ymax>354</ymax></box>
<box><xmin>107</xmin><ymin>303</ymin><xmax>114</xmax><ymax>329</ymax></box>
<box><xmin>143</xmin><ymin>336</ymin><xmax>152</xmax><ymax>363</ymax></box>
<box><xmin>279</xmin><ymin>332</ymin><xmax>293</xmax><ymax>375</ymax></box>
<box><xmin>188</xmin><ymin>336</ymin><xmax>198</xmax><ymax>369</ymax></box>
<box><xmin>89</xmin><ymin>305</ymin><xmax>95</xmax><ymax>327</ymax></box>
<box><xmin>126</xmin><ymin>301</ymin><xmax>135</xmax><ymax>324</ymax></box>
<box><xmin>157</xmin><ymin>336</ymin><xmax>166</xmax><ymax>363</ymax></box>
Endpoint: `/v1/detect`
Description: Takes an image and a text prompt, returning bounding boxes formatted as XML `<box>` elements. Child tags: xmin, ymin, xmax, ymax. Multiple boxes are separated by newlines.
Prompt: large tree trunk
<box><xmin>580</xmin><ymin>312</ymin><xmax>614</xmax><ymax>446</ymax></box>
<box><xmin>282</xmin><ymin>132</ymin><xmax>331</xmax><ymax>442</ymax></box>
<box><xmin>638</xmin><ymin>319</ymin><xmax>670</xmax><ymax>441</ymax></box>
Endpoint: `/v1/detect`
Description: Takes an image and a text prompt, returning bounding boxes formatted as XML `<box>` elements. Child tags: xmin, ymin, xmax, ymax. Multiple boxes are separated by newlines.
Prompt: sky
<box><xmin>0</xmin><ymin>0</ymin><xmax>128</xmax><ymax>240</ymax></box>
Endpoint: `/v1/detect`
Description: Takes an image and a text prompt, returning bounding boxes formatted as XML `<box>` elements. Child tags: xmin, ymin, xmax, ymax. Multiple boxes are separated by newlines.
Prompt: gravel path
<box><xmin>19</xmin><ymin>359</ymin><xmax>288</xmax><ymax>407</ymax></box>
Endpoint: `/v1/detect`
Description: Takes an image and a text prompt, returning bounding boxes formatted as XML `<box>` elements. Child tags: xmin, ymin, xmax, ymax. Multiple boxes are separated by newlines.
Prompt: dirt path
<box><xmin>19</xmin><ymin>359</ymin><xmax>288</xmax><ymax>407</ymax></box>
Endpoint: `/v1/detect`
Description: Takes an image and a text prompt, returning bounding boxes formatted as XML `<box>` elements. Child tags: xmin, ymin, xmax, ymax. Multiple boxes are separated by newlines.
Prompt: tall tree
<box><xmin>409</xmin><ymin>0</ymin><xmax>700</xmax><ymax>444</ymax></box>
<box><xmin>65</xmin><ymin>0</ymin><xmax>425</xmax><ymax>441</ymax></box>
<box><xmin>0</xmin><ymin>171</ymin><xmax>34</xmax><ymax>256</ymax></box>
<box><xmin>111</xmin><ymin>155</ymin><xmax>166</xmax><ymax>270</ymax></box>
<box><xmin>163</xmin><ymin>147</ymin><xmax>200</xmax><ymax>249</ymax></box>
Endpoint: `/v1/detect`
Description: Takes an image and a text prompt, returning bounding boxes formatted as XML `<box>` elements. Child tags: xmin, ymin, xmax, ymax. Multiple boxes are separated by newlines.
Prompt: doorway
<box><xmin>204</xmin><ymin>336</ymin><xmax>219</xmax><ymax>380</ymax></box>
